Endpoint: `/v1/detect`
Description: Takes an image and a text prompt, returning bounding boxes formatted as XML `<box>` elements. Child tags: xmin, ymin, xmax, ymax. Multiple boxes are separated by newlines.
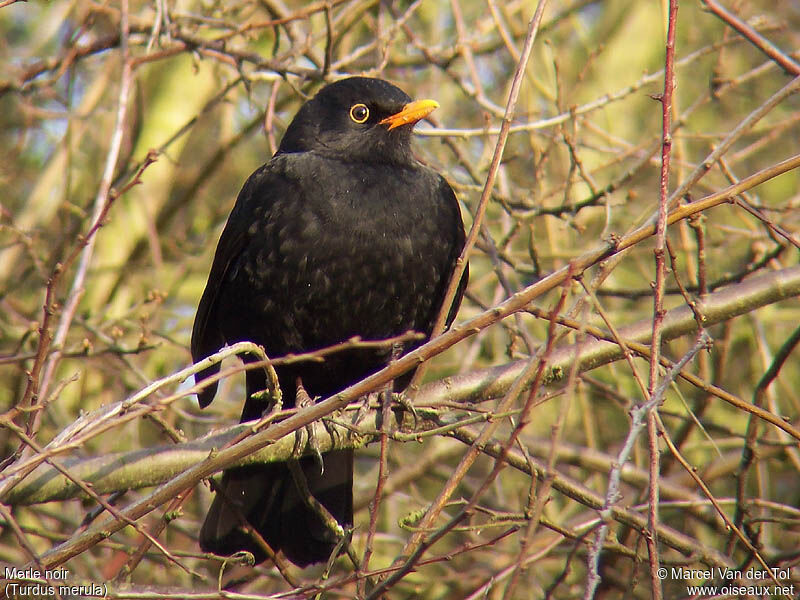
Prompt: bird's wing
<box><xmin>191</xmin><ymin>164</ymin><xmax>272</xmax><ymax>408</ymax></box>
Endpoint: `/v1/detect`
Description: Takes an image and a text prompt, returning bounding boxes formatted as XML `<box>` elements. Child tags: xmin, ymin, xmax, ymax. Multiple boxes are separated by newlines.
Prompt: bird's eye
<box><xmin>349</xmin><ymin>103</ymin><xmax>369</xmax><ymax>123</ymax></box>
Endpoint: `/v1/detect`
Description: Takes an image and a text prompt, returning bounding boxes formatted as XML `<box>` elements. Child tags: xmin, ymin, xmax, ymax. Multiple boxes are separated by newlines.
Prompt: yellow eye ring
<box><xmin>349</xmin><ymin>103</ymin><xmax>369</xmax><ymax>124</ymax></box>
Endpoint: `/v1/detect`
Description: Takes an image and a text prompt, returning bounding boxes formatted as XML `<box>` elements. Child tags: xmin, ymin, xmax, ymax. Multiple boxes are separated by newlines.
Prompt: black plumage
<box><xmin>191</xmin><ymin>76</ymin><xmax>467</xmax><ymax>566</ymax></box>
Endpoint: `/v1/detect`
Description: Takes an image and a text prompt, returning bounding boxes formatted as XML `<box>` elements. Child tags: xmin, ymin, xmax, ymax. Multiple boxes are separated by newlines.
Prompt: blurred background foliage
<box><xmin>1</xmin><ymin>0</ymin><xmax>799</xmax><ymax>598</ymax></box>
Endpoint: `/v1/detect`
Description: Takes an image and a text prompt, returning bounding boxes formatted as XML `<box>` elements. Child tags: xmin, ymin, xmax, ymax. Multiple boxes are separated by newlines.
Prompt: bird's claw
<box><xmin>294</xmin><ymin>378</ymin><xmax>324</xmax><ymax>474</ymax></box>
<box><xmin>393</xmin><ymin>392</ymin><xmax>418</xmax><ymax>429</ymax></box>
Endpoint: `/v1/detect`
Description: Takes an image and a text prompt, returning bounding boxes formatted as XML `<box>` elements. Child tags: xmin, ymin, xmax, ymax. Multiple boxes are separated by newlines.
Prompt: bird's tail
<box><xmin>199</xmin><ymin>449</ymin><xmax>353</xmax><ymax>567</ymax></box>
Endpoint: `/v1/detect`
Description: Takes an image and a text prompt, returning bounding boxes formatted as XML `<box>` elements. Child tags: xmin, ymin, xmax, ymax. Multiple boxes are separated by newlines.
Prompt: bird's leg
<box><xmin>352</xmin><ymin>390</ymin><xmax>378</xmax><ymax>427</ymax></box>
<box><xmin>386</xmin><ymin>342</ymin><xmax>418</xmax><ymax>429</ymax></box>
<box><xmin>294</xmin><ymin>377</ymin><xmax>324</xmax><ymax>474</ymax></box>
<box><xmin>355</xmin><ymin>342</ymin><xmax>417</xmax><ymax>429</ymax></box>
<box><xmin>392</xmin><ymin>391</ymin><xmax>418</xmax><ymax>429</ymax></box>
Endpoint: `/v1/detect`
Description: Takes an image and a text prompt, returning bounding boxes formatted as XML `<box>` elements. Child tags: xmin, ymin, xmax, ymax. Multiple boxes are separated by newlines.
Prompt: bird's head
<box><xmin>278</xmin><ymin>77</ymin><xmax>439</xmax><ymax>164</ymax></box>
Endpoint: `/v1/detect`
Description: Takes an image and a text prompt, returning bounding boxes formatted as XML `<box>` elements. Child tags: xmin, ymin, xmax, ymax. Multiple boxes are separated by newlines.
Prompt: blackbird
<box><xmin>191</xmin><ymin>76</ymin><xmax>467</xmax><ymax>567</ymax></box>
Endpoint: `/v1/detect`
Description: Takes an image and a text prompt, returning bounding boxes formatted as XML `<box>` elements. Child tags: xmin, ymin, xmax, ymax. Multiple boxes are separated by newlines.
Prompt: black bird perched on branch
<box><xmin>191</xmin><ymin>77</ymin><xmax>467</xmax><ymax>567</ymax></box>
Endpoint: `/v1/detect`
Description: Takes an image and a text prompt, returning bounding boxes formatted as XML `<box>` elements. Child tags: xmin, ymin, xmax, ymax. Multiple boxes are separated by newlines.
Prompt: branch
<box><xmin>701</xmin><ymin>0</ymin><xmax>800</xmax><ymax>76</ymax></box>
<box><xmin>420</xmin><ymin>264</ymin><xmax>800</xmax><ymax>419</ymax></box>
<box><xmin>4</xmin><ymin>411</ymin><xmax>378</xmax><ymax>506</ymax></box>
<box><xmin>7</xmin><ymin>265</ymin><xmax>800</xmax><ymax>505</ymax></box>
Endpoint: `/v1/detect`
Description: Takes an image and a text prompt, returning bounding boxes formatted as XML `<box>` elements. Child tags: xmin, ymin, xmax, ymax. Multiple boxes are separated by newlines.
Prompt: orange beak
<box><xmin>379</xmin><ymin>99</ymin><xmax>439</xmax><ymax>130</ymax></box>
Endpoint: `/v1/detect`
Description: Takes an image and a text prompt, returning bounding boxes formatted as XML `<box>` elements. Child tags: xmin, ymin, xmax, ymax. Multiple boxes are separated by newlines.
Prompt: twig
<box><xmin>656</xmin><ymin>414</ymin><xmax>783</xmax><ymax>590</ymax></box>
<box><xmin>359</xmin><ymin>353</ymin><xmax>397</xmax><ymax>585</ymax></box>
<box><xmin>446</xmin><ymin>422</ymin><xmax>732</xmax><ymax>567</ymax></box>
<box><xmin>731</xmin><ymin>324</ymin><xmax>800</xmax><ymax>548</ymax></box>
<box><xmin>420</xmin><ymin>0</ymin><xmax>549</xmax><ymax>368</ymax></box>
<box><xmin>0</xmin><ymin>341</ymin><xmax>268</xmax><ymax>497</ymax></box>
<box><xmin>0</xmin><ymin>503</ymin><xmax>43</xmax><ymax>569</ymax></box>
<box><xmin>501</xmin><ymin>278</ymin><xmax>571</xmax><ymax>599</ymax></box>
<box><xmin>701</xmin><ymin>0</ymin><xmax>800</xmax><ymax>76</ymax></box>
<box><xmin>666</xmin><ymin>73</ymin><xmax>800</xmax><ymax>211</ymax></box>
<box><xmin>643</xmin><ymin>3</ymin><xmax>679</xmax><ymax>596</ymax></box>
<box><xmin>4</xmin><ymin>419</ymin><xmax>196</xmax><ymax>577</ymax></box>
<box><xmin>583</xmin><ymin>332</ymin><xmax>710</xmax><ymax>600</ymax></box>
<box><xmin>2</xmin><ymin>14</ymin><xmax>157</xmax><ymax>527</ymax></box>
